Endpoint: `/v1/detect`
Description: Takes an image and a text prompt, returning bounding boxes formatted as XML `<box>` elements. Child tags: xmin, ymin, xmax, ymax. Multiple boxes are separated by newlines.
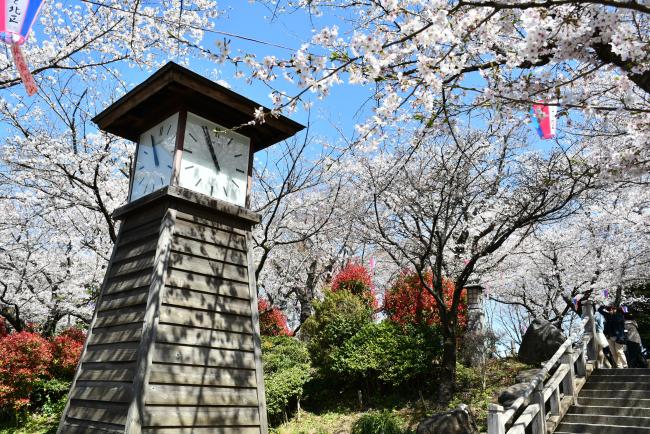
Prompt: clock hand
<box><xmin>150</xmin><ymin>135</ymin><xmax>160</xmax><ymax>167</ymax></box>
<box><xmin>202</xmin><ymin>126</ymin><xmax>221</xmax><ymax>172</ymax></box>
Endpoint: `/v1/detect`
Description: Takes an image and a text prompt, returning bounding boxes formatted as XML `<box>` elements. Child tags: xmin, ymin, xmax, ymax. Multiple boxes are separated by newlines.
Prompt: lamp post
<box><xmin>464</xmin><ymin>284</ymin><xmax>487</xmax><ymax>368</ymax></box>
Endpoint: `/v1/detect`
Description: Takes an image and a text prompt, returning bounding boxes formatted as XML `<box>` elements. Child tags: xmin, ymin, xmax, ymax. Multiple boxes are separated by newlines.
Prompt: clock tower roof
<box><xmin>92</xmin><ymin>61</ymin><xmax>305</xmax><ymax>152</ymax></box>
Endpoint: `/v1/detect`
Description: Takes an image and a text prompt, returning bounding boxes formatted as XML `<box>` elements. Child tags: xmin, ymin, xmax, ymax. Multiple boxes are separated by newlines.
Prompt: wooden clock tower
<box><xmin>57</xmin><ymin>62</ymin><xmax>304</xmax><ymax>434</ymax></box>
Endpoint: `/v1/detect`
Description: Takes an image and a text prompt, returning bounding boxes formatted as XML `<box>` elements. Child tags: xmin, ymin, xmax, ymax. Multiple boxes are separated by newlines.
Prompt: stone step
<box><xmin>583</xmin><ymin>381</ymin><xmax>650</xmax><ymax>390</ymax></box>
<box><xmin>554</xmin><ymin>368</ymin><xmax>650</xmax><ymax>433</ymax></box>
<box><xmin>555</xmin><ymin>422</ymin><xmax>650</xmax><ymax>434</ymax></box>
<box><xmin>587</xmin><ymin>375</ymin><xmax>650</xmax><ymax>384</ymax></box>
<box><xmin>591</xmin><ymin>368</ymin><xmax>650</xmax><ymax>376</ymax></box>
<box><xmin>579</xmin><ymin>389</ymin><xmax>650</xmax><ymax>399</ymax></box>
<box><xmin>577</xmin><ymin>396</ymin><xmax>650</xmax><ymax>408</ymax></box>
<box><xmin>569</xmin><ymin>405</ymin><xmax>650</xmax><ymax>418</ymax></box>
<box><xmin>563</xmin><ymin>413</ymin><xmax>650</xmax><ymax>427</ymax></box>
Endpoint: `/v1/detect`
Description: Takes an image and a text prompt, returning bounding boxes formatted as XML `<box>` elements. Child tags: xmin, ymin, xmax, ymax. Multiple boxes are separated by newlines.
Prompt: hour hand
<box><xmin>202</xmin><ymin>126</ymin><xmax>221</xmax><ymax>172</ymax></box>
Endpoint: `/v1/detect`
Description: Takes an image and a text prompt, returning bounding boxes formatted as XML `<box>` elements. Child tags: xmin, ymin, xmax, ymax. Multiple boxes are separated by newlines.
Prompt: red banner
<box><xmin>11</xmin><ymin>43</ymin><xmax>37</xmax><ymax>96</ymax></box>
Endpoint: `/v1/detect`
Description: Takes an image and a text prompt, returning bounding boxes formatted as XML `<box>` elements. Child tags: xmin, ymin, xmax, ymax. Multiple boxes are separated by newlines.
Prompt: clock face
<box><xmin>179</xmin><ymin>112</ymin><xmax>250</xmax><ymax>206</ymax></box>
<box><xmin>130</xmin><ymin>113</ymin><xmax>179</xmax><ymax>202</ymax></box>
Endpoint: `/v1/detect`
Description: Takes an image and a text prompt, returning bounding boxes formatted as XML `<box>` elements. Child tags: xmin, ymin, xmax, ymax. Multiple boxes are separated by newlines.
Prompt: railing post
<box><xmin>549</xmin><ymin>385</ymin><xmax>561</xmax><ymax>417</ymax></box>
<box><xmin>531</xmin><ymin>380</ymin><xmax>547</xmax><ymax>434</ymax></box>
<box><xmin>488</xmin><ymin>403</ymin><xmax>505</xmax><ymax>434</ymax></box>
<box><xmin>560</xmin><ymin>346</ymin><xmax>576</xmax><ymax>400</ymax></box>
<box><xmin>582</xmin><ymin>300</ymin><xmax>598</xmax><ymax>362</ymax></box>
<box><xmin>576</xmin><ymin>346</ymin><xmax>587</xmax><ymax>377</ymax></box>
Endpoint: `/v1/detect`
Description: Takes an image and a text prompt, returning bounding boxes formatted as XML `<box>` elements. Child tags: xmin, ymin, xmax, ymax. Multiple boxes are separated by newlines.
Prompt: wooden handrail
<box><xmin>488</xmin><ymin>301</ymin><xmax>597</xmax><ymax>434</ymax></box>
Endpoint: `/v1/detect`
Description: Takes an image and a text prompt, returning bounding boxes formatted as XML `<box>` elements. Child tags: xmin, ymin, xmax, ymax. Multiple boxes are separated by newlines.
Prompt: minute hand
<box><xmin>150</xmin><ymin>135</ymin><xmax>160</xmax><ymax>167</ymax></box>
<box><xmin>202</xmin><ymin>126</ymin><xmax>221</xmax><ymax>172</ymax></box>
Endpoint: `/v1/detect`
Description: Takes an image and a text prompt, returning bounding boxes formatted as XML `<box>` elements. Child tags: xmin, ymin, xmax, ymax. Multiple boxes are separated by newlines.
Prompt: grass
<box><xmin>0</xmin><ymin>395</ymin><xmax>65</xmax><ymax>434</ymax></box>
<box><xmin>0</xmin><ymin>412</ymin><xmax>59</xmax><ymax>434</ymax></box>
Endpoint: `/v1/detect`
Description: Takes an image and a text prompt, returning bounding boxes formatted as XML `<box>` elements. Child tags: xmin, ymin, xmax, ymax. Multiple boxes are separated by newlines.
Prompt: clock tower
<box><xmin>57</xmin><ymin>62</ymin><xmax>304</xmax><ymax>433</ymax></box>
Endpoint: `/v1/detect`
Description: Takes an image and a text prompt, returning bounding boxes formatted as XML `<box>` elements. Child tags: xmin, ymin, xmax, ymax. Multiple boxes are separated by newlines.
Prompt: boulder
<box><xmin>416</xmin><ymin>404</ymin><xmax>479</xmax><ymax>434</ymax></box>
<box><xmin>497</xmin><ymin>383</ymin><xmax>530</xmax><ymax>408</ymax></box>
<box><xmin>515</xmin><ymin>368</ymin><xmax>546</xmax><ymax>384</ymax></box>
<box><xmin>518</xmin><ymin>319</ymin><xmax>566</xmax><ymax>365</ymax></box>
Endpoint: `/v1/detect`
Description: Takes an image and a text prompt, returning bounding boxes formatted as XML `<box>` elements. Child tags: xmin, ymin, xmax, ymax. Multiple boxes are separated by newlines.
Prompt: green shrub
<box><xmin>262</xmin><ymin>336</ymin><xmax>312</xmax><ymax>423</ymax></box>
<box><xmin>351</xmin><ymin>411</ymin><xmax>404</xmax><ymax>434</ymax></box>
<box><xmin>330</xmin><ymin>322</ymin><xmax>442</xmax><ymax>386</ymax></box>
<box><xmin>301</xmin><ymin>289</ymin><xmax>373</xmax><ymax>370</ymax></box>
<box><xmin>30</xmin><ymin>378</ymin><xmax>70</xmax><ymax>416</ymax></box>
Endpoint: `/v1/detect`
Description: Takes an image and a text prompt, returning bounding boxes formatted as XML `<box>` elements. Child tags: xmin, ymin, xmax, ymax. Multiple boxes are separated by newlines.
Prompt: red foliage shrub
<box><xmin>258</xmin><ymin>299</ymin><xmax>291</xmax><ymax>336</ymax></box>
<box><xmin>330</xmin><ymin>262</ymin><xmax>377</xmax><ymax>309</ymax></box>
<box><xmin>384</xmin><ymin>270</ymin><xmax>467</xmax><ymax>328</ymax></box>
<box><xmin>0</xmin><ymin>332</ymin><xmax>53</xmax><ymax>412</ymax></box>
<box><xmin>50</xmin><ymin>327</ymin><xmax>86</xmax><ymax>379</ymax></box>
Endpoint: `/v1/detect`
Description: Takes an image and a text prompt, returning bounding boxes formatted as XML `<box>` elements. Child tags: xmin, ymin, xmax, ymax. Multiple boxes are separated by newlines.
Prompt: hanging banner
<box><xmin>530</xmin><ymin>102</ymin><xmax>557</xmax><ymax>140</ymax></box>
<box><xmin>10</xmin><ymin>42</ymin><xmax>37</xmax><ymax>95</ymax></box>
<box><xmin>0</xmin><ymin>0</ymin><xmax>47</xmax><ymax>96</ymax></box>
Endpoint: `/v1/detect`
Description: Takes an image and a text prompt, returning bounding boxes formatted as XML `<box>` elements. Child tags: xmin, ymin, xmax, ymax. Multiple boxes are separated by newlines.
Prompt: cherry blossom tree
<box><xmin>488</xmin><ymin>180</ymin><xmax>650</xmax><ymax>327</ymax></box>
<box><xmin>178</xmin><ymin>0</ymin><xmax>650</xmax><ymax>175</ymax></box>
<box><xmin>0</xmin><ymin>197</ymin><xmax>105</xmax><ymax>335</ymax></box>
<box><xmin>344</xmin><ymin>115</ymin><xmax>596</xmax><ymax>402</ymax></box>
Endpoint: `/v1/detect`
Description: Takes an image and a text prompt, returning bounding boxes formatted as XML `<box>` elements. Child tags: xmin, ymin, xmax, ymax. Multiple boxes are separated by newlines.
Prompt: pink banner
<box><xmin>531</xmin><ymin>102</ymin><xmax>557</xmax><ymax>140</ymax></box>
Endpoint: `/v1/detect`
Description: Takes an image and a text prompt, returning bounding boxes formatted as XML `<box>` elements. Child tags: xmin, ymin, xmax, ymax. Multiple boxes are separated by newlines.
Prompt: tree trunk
<box><xmin>0</xmin><ymin>308</ymin><xmax>25</xmax><ymax>333</ymax></box>
<box><xmin>438</xmin><ymin>327</ymin><xmax>457</xmax><ymax>404</ymax></box>
<box><xmin>40</xmin><ymin>312</ymin><xmax>64</xmax><ymax>337</ymax></box>
<box><xmin>295</xmin><ymin>258</ymin><xmax>335</xmax><ymax>333</ymax></box>
<box><xmin>296</xmin><ymin>260</ymin><xmax>318</xmax><ymax>328</ymax></box>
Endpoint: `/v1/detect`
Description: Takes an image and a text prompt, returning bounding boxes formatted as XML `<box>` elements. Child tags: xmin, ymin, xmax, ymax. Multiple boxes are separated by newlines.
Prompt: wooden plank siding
<box><xmin>141</xmin><ymin>213</ymin><xmax>262</xmax><ymax>433</ymax></box>
<box><xmin>141</xmin><ymin>407</ymin><xmax>260</xmax><ymax>429</ymax></box>
<box><xmin>65</xmin><ymin>400</ymin><xmax>129</xmax><ymax>426</ymax></box>
<box><xmin>166</xmin><ymin>269</ymin><xmax>250</xmax><ymax>299</ymax></box>
<box><xmin>148</xmin><ymin>364</ymin><xmax>257</xmax><ymax>388</ymax></box>
<box><xmin>163</xmin><ymin>287</ymin><xmax>251</xmax><ymax>315</ymax></box>
<box><xmin>59</xmin><ymin>197</ymin><xmax>264</xmax><ymax>434</ymax></box>
<box><xmin>58</xmin><ymin>210</ymin><xmax>161</xmax><ymax>434</ymax></box>
<box><xmin>141</xmin><ymin>428</ymin><xmax>260</xmax><ymax>434</ymax></box>
<box><xmin>98</xmin><ymin>289</ymin><xmax>150</xmax><ymax>313</ymax></box>
<box><xmin>61</xmin><ymin>420</ymin><xmax>126</xmax><ymax>434</ymax></box>
<box><xmin>155</xmin><ymin>324</ymin><xmax>255</xmax><ymax>350</ymax></box>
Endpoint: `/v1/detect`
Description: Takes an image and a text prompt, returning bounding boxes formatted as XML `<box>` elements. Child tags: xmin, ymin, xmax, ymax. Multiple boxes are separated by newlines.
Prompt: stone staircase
<box><xmin>556</xmin><ymin>368</ymin><xmax>650</xmax><ymax>434</ymax></box>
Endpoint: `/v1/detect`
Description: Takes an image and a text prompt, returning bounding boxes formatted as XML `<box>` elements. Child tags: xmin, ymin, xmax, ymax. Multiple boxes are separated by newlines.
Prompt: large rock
<box><xmin>515</xmin><ymin>368</ymin><xmax>545</xmax><ymax>384</ymax></box>
<box><xmin>416</xmin><ymin>404</ymin><xmax>479</xmax><ymax>434</ymax></box>
<box><xmin>498</xmin><ymin>383</ymin><xmax>530</xmax><ymax>408</ymax></box>
<box><xmin>518</xmin><ymin>319</ymin><xmax>566</xmax><ymax>365</ymax></box>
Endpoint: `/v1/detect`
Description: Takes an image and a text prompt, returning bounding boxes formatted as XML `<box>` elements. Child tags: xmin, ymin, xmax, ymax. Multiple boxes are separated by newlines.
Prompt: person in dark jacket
<box><xmin>598</xmin><ymin>305</ymin><xmax>628</xmax><ymax>368</ymax></box>
<box><xmin>624</xmin><ymin>311</ymin><xmax>648</xmax><ymax>368</ymax></box>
